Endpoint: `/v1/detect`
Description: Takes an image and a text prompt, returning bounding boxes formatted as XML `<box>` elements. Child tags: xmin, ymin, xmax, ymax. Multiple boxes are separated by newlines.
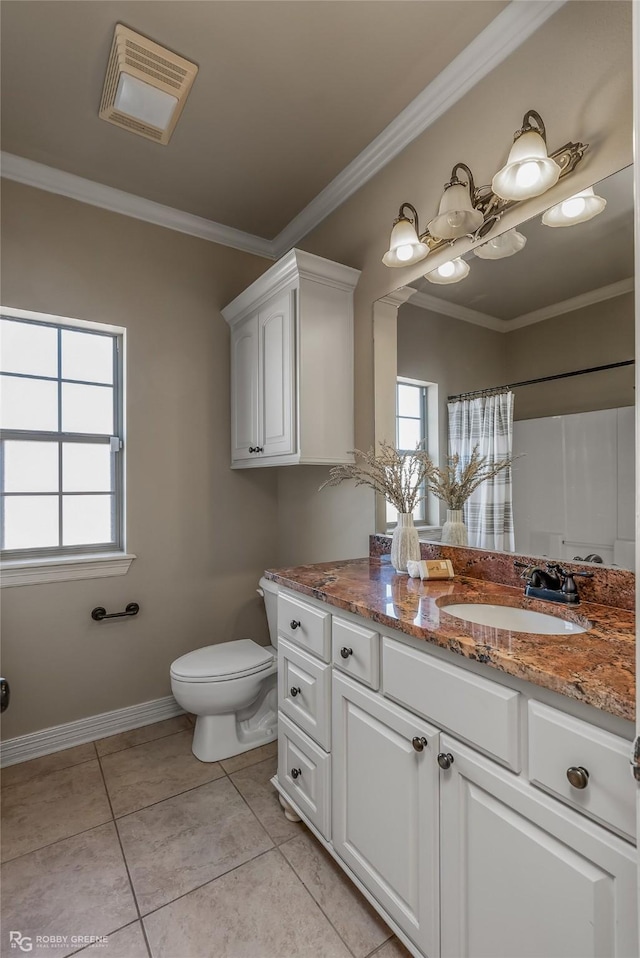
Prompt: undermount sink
<box><xmin>442</xmin><ymin>603</ymin><xmax>588</xmax><ymax>635</ymax></box>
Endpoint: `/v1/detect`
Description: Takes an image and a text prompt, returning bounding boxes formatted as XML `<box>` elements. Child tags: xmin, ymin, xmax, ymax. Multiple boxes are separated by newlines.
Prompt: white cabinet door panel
<box><xmin>332</xmin><ymin>671</ymin><xmax>440</xmax><ymax>958</ymax></box>
<box><xmin>440</xmin><ymin>736</ymin><xmax>637</xmax><ymax>958</ymax></box>
<box><xmin>230</xmin><ymin>315</ymin><xmax>258</xmax><ymax>460</ymax></box>
<box><xmin>259</xmin><ymin>291</ymin><xmax>295</xmax><ymax>459</ymax></box>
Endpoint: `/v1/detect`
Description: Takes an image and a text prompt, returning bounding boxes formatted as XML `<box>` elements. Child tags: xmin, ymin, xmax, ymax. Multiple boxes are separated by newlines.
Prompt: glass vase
<box><xmin>391</xmin><ymin>513</ymin><xmax>421</xmax><ymax>573</ymax></box>
<box><xmin>441</xmin><ymin>509</ymin><xmax>468</xmax><ymax>546</ymax></box>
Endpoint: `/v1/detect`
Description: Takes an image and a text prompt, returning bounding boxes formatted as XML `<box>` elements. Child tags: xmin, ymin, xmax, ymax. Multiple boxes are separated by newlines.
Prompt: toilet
<box><xmin>170</xmin><ymin>576</ymin><xmax>279</xmax><ymax>762</ymax></box>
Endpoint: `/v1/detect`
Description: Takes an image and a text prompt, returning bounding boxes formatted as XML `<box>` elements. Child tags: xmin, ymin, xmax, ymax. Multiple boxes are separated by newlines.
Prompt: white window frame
<box><xmin>0</xmin><ymin>306</ymin><xmax>135</xmax><ymax>587</ymax></box>
<box><xmin>387</xmin><ymin>376</ymin><xmax>440</xmax><ymax>532</ymax></box>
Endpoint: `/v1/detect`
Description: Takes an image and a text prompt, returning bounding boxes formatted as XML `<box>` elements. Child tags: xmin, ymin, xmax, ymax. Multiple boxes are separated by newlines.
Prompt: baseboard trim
<box><xmin>0</xmin><ymin>695</ymin><xmax>184</xmax><ymax>767</ymax></box>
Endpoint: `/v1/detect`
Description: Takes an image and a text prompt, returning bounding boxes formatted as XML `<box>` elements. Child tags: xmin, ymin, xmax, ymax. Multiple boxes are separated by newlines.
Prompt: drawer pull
<box><xmin>340</xmin><ymin>646</ymin><xmax>353</xmax><ymax>659</ymax></box>
<box><xmin>291</xmin><ymin>767</ymin><xmax>302</xmax><ymax>780</ymax></box>
<box><xmin>412</xmin><ymin>736</ymin><xmax>428</xmax><ymax>752</ymax></box>
<box><xmin>290</xmin><ymin>620</ymin><xmax>301</xmax><ymax>630</ymax></box>
<box><xmin>437</xmin><ymin>752</ymin><xmax>454</xmax><ymax>770</ymax></box>
<box><xmin>566</xmin><ymin>766</ymin><xmax>589</xmax><ymax>789</ymax></box>
<box><xmin>290</xmin><ymin>686</ymin><xmax>301</xmax><ymax>697</ymax></box>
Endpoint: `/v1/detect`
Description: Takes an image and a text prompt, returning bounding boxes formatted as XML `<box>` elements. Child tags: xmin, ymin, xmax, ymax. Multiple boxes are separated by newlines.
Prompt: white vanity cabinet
<box><xmin>223</xmin><ymin>249</ymin><xmax>360</xmax><ymax>468</ymax></box>
<box><xmin>332</xmin><ymin>672</ymin><xmax>440</xmax><ymax>958</ymax></box>
<box><xmin>272</xmin><ymin>588</ymin><xmax>638</xmax><ymax>958</ymax></box>
<box><xmin>439</xmin><ymin>736</ymin><xmax>637</xmax><ymax>958</ymax></box>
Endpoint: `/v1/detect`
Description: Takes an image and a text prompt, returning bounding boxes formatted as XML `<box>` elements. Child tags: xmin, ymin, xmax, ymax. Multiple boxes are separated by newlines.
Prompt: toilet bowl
<box><xmin>170</xmin><ymin>577</ymin><xmax>279</xmax><ymax>763</ymax></box>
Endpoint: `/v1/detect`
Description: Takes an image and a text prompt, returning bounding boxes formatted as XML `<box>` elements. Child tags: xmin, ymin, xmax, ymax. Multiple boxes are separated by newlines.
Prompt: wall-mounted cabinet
<box><xmin>223</xmin><ymin>249</ymin><xmax>360</xmax><ymax>468</ymax></box>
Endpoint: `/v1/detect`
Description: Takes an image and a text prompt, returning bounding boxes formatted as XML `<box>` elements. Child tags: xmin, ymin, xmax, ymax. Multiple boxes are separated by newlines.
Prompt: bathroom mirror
<box><xmin>382</xmin><ymin>165</ymin><xmax>635</xmax><ymax>570</ymax></box>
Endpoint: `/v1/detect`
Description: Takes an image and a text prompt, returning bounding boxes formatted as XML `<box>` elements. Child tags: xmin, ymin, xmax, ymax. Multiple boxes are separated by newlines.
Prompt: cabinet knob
<box><xmin>566</xmin><ymin>766</ymin><xmax>589</xmax><ymax>789</ymax></box>
<box><xmin>437</xmin><ymin>752</ymin><xmax>454</xmax><ymax>770</ymax></box>
<box><xmin>290</xmin><ymin>686</ymin><xmax>301</xmax><ymax>697</ymax></box>
<box><xmin>291</xmin><ymin>768</ymin><xmax>302</xmax><ymax>780</ymax></box>
<box><xmin>290</xmin><ymin>620</ymin><xmax>301</xmax><ymax>631</ymax></box>
<box><xmin>412</xmin><ymin>736</ymin><xmax>428</xmax><ymax>752</ymax></box>
<box><xmin>340</xmin><ymin>647</ymin><xmax>353</xmax><ymax>659</ymax></box>
<box><xmin>248</xmin><ymin>446</ymin><xmax>256</xmax><ymax>453</ymax></box>
<box><xmin>255</xmin><ymin>446</ymin><xmax>264</xmax><ymax>453</ymax></box>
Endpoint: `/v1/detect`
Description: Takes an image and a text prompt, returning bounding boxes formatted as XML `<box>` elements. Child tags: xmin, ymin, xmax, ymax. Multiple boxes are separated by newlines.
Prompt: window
<box><xmin>1</xmin><ymin>310</ymin><xmax>127</xmax><ymax>576</ymax></box>
<box><xmin>387</xmin><ymin>377</ymin><xmax>439</xmax><ymax>528</ymax></box>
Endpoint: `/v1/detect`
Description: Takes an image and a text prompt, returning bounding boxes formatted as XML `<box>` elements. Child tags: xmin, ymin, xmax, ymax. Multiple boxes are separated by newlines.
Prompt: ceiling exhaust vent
<box><xmin>99</xmin><ymin>24</ymin><xmax>198</xmax><ymax>145</ymax></box>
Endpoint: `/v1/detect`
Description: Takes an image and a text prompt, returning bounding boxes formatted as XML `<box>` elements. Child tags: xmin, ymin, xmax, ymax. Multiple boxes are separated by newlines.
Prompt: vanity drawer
<box><xmin>278</xmin><ymin>637</ymin><xmax>331</xmax><ymax>749</ymax></box>
<box><xmin>332</xmin><ymin>616</ymin><xmax>380</xmax><ymax>690</ymax></box>
<box><xmin>278</xmin><ymin>711</ymin><xmax>331</xmax><ymax>839</ymax></box>
<box><xmin>278</xmin><ymin>591</ymin><xmax>331</xmax><ymax>662</ymax></box>
<box><xmin>528</xmin><ymin>701</ymin><xmax>635</xmax><ymax>841</ymax></box>
<box><xmin>382</xmin><ymin>637</ymin><xmax>521</xmax><ymax>770</ymax></box>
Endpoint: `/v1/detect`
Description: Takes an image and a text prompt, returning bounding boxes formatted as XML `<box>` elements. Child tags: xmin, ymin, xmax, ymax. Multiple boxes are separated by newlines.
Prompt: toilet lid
<box><xmin>170</xmin><ymin>639</ymin><xmax>274</xmax><ymax>682</ymax></box>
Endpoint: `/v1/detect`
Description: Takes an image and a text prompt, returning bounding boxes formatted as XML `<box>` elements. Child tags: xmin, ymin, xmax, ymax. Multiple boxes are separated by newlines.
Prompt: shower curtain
<box><xmin>447</xmin><ymin>391</ymin><xmax>515</xmax><ymax>551</ymax></box>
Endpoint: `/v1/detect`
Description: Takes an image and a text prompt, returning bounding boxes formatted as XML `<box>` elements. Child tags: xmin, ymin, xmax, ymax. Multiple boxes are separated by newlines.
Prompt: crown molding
<box><xmin>0</xmin><ymin>152</ymin><xmax>276</xmax><ymax>260</ymax></box>
<box><xmin>506</xmin><ymin>277</ymin><xmax>635</xmax><ymax>329</ymax></box>
<box><xmin>407</xmin><ymin>289</ymin><xmax>504</xmax><ymax>331</ymax></box>
<box><xmin>0</xmin><ymin>2</ymin><xmax>565</xmax><ymax>261</ymax></box>
<box><xmin>271</xmin><ymin>0</ymin><xmax>566</xmax><ymax>257</ymax></box>
<box><xmin>406</xmin><ymin>277</ymin><xmax>634</xmax><ymax>332</ymax></box>
<box><xmin>378</xmin><ymin>287</ymin><xmax>416</xmax><ymax>309</ymax></box>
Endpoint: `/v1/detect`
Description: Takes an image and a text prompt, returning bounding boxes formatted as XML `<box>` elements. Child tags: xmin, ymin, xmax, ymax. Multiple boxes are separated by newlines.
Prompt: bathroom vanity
<box><xmin>266</xmin><ymin>555</ymin><xmax>637</xmax><ymax>958</ymax></box>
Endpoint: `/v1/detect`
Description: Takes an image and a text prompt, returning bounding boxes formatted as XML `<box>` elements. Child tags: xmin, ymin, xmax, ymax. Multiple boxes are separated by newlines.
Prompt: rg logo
<box><xmin>9</xmin><ymin>933</ymin><xmax>33</xmax><ymax>952</ymax></box>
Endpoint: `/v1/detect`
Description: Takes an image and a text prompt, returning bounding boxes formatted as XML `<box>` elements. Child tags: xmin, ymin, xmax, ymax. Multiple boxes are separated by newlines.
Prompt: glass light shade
<box><xmin>425</xmin><ymin>257</ymin><xmax>470</xmax><ymax>285</ymax></box>
<box><xmin>491</xmin><ymin>129</ymin><xmax>561</xmax><ymax>201</ymax></box>
<box><xmin>427</xmin><ymin>183</ymin><xmax>483</xmax><ymax>240</ymax></box>
<box><xmin>382</xmin><ymin>217</ymin><xmax>430</xmax><ymax>267</ymax></box>
<box><xmin>541</xmin><ymin>187</ymin><xmax>607</xmax><ymax>227</ymax></box>
<box><xmin>473</xmin><ymin>228</ymin><xmax>527</xmax><ymax>260</ymax></box>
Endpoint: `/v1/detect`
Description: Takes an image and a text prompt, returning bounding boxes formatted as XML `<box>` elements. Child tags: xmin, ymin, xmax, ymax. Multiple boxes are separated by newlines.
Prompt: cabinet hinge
<box><xmin>631</xmin><ymin>735</ymin><xmax>640</xmax><ymax>783</ymax></box>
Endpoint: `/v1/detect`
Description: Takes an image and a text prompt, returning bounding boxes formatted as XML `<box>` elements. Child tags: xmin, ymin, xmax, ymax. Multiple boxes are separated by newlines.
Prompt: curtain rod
<box><xmin>447</xmin><ymin>360</ymin><xmax>635</xmax><ymax>403</ymax></box>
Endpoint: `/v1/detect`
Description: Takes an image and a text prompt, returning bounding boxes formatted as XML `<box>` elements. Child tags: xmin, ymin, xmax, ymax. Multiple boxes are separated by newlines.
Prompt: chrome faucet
<box><xmin>514</xmin><ymin>561</ymin><xmax>593</xmax><ymax>605</ymax></box>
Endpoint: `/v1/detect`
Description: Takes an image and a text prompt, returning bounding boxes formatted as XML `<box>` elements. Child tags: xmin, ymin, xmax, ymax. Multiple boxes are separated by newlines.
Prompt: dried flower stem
<box><xmin>428</xmin><ymin>446</ymin><xmax>513</xmax><ymax>510</ymax></box>
<box><xmin>319</xmin><ymin>441</ymin><xmax>434</xmax><ymax>514</ymax></box>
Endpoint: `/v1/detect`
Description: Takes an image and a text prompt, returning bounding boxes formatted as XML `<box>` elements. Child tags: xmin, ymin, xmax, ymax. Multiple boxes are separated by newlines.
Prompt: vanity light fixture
<box><xmin>541</xmin><ymin>187</ymin><xmax>607</xmax><ymax>227</ymax></box>
<box><xmin>382</xmin><ymin>203</ymin><xmax>431</xmax><ymax>267</ymax></box>
<box><xmin>491</xmin><ymin>110</ymin><xmax>561</xmax><ymax>201</ymax></box>
<box><xmin>427</xmin><ymin>164</ymin><xmax>484</xmax><ymax>240</ymax></box>
<box><xmin>473</xmin><ymin>228</ymin><xmax>527</xmax><ymax>260</ymax></box>
<box><xmin>382</xmin><ymin>109</ymin><xmax>586</xmax><ymax>269</ymax></box>
<box><xmin>424</xmin><ymin>257</ymin><xmax>470</xmax><ymax>285</ymax></box>
<box><xmin>99</xmin><ymin>24</ymin><xmax>198</xmax><ymax>145</ymax></box>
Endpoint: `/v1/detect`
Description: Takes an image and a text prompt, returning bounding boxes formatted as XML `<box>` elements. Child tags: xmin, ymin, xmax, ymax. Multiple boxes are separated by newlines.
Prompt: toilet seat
<box><xmin>170</xmin><ymin>639</ymin><xmax>274</xmax><ymax>684</ymax></box>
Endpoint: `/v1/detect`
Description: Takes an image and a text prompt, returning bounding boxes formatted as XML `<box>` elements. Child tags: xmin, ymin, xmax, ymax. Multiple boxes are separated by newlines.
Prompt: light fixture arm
<box><xmin>447</xmin><ymin>162</ymin><xmax>478</xmax><ymax>204</ymax></box>
<box><xmin>396</xmin><ymin>202</ymin><xmax>431</xmax><ymax>242</ymax></box>
<box><xmin>518</xmin><ymin>109</ymin><xmax>547</xmax><ymax>142</ymax></box>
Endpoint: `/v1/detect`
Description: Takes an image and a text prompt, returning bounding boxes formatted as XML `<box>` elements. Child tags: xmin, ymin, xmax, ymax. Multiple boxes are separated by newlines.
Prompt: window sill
<box><xmin>0</xmin><ymin>552</ymin><xmax>136</xmax><ymax>588</ymax></box>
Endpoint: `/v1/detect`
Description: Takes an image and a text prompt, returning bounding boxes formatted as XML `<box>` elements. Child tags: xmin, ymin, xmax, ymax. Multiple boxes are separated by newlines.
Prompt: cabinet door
<box><xmin>258</xmin><ymin>291</ymin><xmax>296</xmax><ymax>458</ymax></box>
<box><xmin>230</xmin><ymin>314</ymin><xmax>259</xmax><ymax>461</ymax></box>
<box><xmin>332</xmin><ymin>671</ymin><xmax>440</xmax><ymax>958</ymax></box>
<box><xmin>439</xmin><ymin>736</ymin><xmax>638</xmax><ymax>958</ymax></box>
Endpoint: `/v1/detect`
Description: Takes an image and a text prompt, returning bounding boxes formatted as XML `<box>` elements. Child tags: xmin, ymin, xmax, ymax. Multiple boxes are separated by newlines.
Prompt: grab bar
<box><xmin>91</xmin><ymin>602</ymin><xmax>140</xmax><ymax>621</ymax></box>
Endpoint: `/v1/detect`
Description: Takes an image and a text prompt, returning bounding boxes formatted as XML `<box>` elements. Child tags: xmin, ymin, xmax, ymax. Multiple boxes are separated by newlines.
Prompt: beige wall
<box><xmin>0</xmin><ymin>181</ymin><xmax>278</xmax><ymax>739</ymax></box>
<box><xmin>506</xmin><ymin>292</ymin><xmax>635</xmax><ymax>419</ymax></box>
<box><xmin>281</xmin><ymin>0</ymin><xmax>633</xmax><ymax>551</ymax></box>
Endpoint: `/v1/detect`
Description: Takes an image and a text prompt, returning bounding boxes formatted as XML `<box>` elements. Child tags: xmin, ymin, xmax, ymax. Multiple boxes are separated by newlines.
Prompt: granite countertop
<box><xmin>265</xmin><ymin>556</ymin><xmax>636</xmax><ymax>721</ymax></box>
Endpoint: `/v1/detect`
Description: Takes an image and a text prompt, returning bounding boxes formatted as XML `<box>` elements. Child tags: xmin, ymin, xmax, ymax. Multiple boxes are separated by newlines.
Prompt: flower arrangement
<box><xmin>319</xmin><ymin>441</ymin><xmax>434</xmax><ymax>514</ymax></box>
<box><xmin>320</xmin><ymin>442</ymin><xmax>512</xmax><ymax>512</ymax></box>
<box><xmin>429</xmin><ymin>446</ymin><xmax>513</xmax><ymax>510</ymax></box>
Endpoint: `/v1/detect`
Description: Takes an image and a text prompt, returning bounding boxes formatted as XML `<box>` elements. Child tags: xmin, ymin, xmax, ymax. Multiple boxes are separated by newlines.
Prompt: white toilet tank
<box><xmin>258</xmin><ymin>576</ymin><xmax>279</xmax><ymax>648</ymax></box>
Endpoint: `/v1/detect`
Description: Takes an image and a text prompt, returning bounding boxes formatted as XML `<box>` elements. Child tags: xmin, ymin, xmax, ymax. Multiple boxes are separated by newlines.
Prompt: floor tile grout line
<box><xmin>273</xmin><ymin>843</ymin><xmax>379</xmax><ymax>958</ymax></box>
<box><xmin>96</xmin><ymin>751</ymin><xmax>146</xmax><ymax>928</ymax></box>
<box><xmin>138</xmin><ymin>845</ymin><xmax>277</xmax><ymax>923</ymax></box>
<box><xmin>97</xmin><ymin>724</ymin><xmax>194</xmax><ymax>762</ymax></box>
<box><xmin>64</xmin><ymin>919</ymin><xmax>147</xmax><ymax>958</ymax></box>
<box><xmin>0</xmin><ymin>754</ymin><xmax>102</xmax><ymax>792</ymax></box>
<box><xmin>0</xmin><ymin>815</ymin><xmax>115</xmax><ymax>867</ymax></box>
<box><xmin>224</xmin><ymin>766</ymin><xmax>282</xmax><ymax>849</ymax></box>
<box><xmin>95</xmin><ymin>720</ymin><xmax>192</xmax><ymax>759</ymax></box>
<box><xmin>110</xmin><ymin>769</ymin><xmax>229</xmax><ymax>822</ymax></box>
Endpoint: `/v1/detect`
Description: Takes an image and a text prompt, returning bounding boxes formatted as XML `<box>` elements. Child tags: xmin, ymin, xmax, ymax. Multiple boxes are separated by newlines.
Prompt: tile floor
<box><xmin>1</xmin><ymin>716</ymin><xmax>411</xmax><ymax>958</ymax></box>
